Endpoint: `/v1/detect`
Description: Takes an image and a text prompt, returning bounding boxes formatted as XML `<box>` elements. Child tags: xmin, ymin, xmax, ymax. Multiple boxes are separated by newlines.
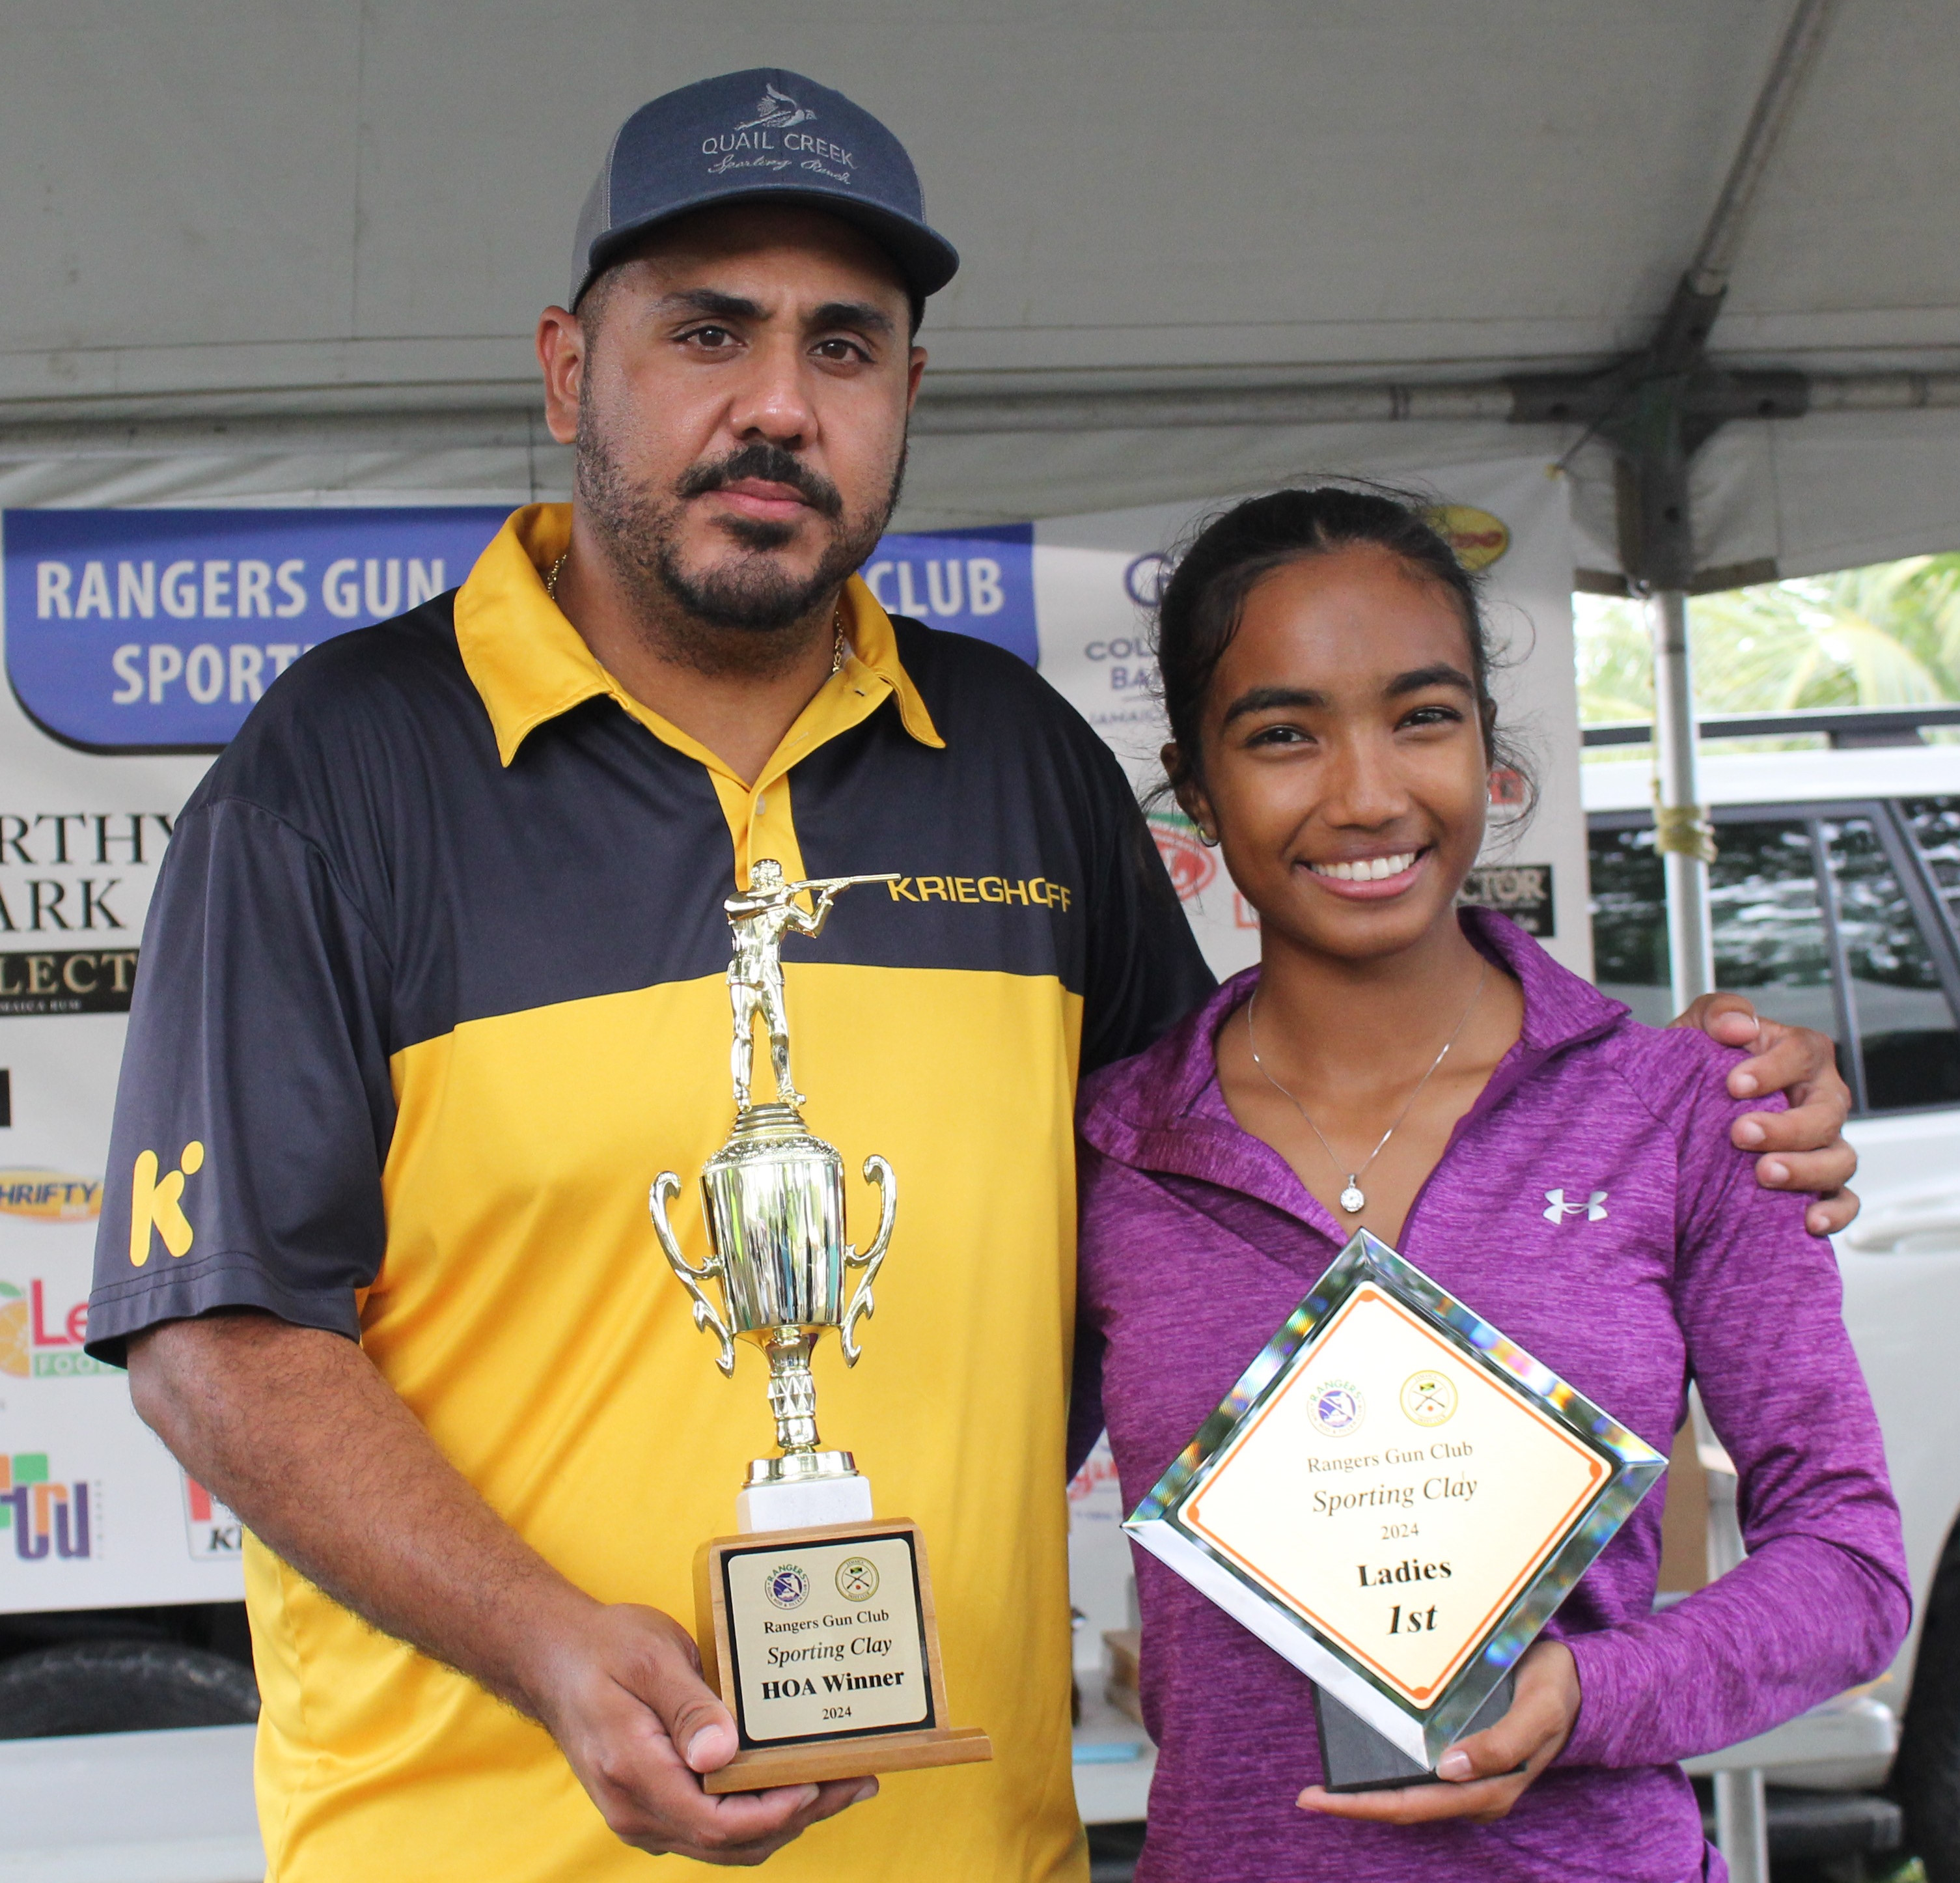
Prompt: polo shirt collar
<box><xmin>454</xmin><ymin>503</ymin><xmax>944</xmax><ymax>773</ymax></box>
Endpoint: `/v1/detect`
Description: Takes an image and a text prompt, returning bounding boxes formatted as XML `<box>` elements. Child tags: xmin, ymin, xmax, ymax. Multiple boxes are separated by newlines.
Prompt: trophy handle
<box><xmin>840</xmin><ymin>1154</ymin><xmax>896</xmax><ymax>1367</ymax></box>
<box><xmin>650</xmin><ymin>1171</ymin><xmax>736</xmax><ymax>1376</ymax></box>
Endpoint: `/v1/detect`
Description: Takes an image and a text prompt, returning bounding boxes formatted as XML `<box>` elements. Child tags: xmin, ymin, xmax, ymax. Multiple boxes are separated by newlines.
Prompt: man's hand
<box><xmin>129</xmin><ymin>1313</ymin><xmax>872</xmax><ymax>1867</ymax></box>
<box><xmin>1673</xmin><ymin>992</ymin><xmax>1859</xmax><ymax>1235</ymax></box>
<box><xmin>1297</xmin><ymin>1639</ymin><xmax>1579</xmax><ymax>1826</ymax></box>
<box><xmin>522</xmin><ymin>1600</ymin><xmax>872</xmax><ymax>1864</ymax></box>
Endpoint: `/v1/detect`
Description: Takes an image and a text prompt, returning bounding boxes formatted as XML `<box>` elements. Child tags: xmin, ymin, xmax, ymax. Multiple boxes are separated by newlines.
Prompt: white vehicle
<box><xmin>1583</xmin><ymin>712</ymin><xmax>1960</xmax><ymax>1861</ymax></box>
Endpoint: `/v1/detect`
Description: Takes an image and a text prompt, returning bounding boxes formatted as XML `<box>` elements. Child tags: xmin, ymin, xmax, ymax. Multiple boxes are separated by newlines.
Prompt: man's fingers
<box><xmin>1747</xmin><ymin>1141</ymin><xmax>1858</xmax><ymax>1197</ymax></box>
<box><xmin>1672</xmin><ymin>990</ymin><xmax>1761</xmax><ymax>1046</ymax></box>
<box><xmin>622</xmin><ymin>1613</ymin><xmax>739</xmax><ymax>1773</ymax></box>
<box><xmin>1724</xmin><ymin>1019</ymin><xmax>1845</xmax><ymax>1111</ymax></box>
<box><xmin>1806</xmin><ymin>1188</ymin><xmax>1860</xmax><ymax>1236</ymax></box>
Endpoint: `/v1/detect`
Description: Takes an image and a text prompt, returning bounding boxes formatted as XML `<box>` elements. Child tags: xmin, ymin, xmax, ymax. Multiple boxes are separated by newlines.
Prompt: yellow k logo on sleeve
<box><xmin>129</xmin><ymin>1141</ymin><xmax>206</xmax><ymax>1267</ymax></box>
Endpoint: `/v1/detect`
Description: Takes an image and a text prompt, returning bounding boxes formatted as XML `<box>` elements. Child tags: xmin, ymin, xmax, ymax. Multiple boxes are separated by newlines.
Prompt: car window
<box><xmin>1901</xmin><ymin>797</ymin><xmax>1960</xmax><ymax>942</ymax></box>
<box><xmin>1588</xmin><ymin>804</ymin><xmax>1960</xmax><ymax>1116</ymax></box>
<box><xmin>1586</xmin><ymin>824</ymin><xmax>1674</xmax><ymax>1029</ymax></box>
<box><xmin>1821</xmin><ymin>816</ymin><xmax>1960</xmax><ymax>1111</ymax></box>
<box><xmin>1708</xmin><ymin>820</ymin><xmax>1842</xmax><ymax>1046</ymax></box>
<box><xmin>1586</xmin><ymin>818</ymin><xmax>1837</xmax><ymax>1037</ymax></box>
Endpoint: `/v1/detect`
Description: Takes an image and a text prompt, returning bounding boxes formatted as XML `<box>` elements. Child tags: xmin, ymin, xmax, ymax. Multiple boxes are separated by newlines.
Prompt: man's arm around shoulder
<box><xmin>131</xmin><ymin>1311</ymin><xmax>870</xmax><ymax>1866</ymax></box>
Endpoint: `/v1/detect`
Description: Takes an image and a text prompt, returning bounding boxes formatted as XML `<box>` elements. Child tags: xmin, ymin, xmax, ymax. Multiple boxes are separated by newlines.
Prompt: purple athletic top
<box><xmin>1075</xmin><ymin>911</ymin><xmax>1909</xmax><ymax>1883</ymax></box>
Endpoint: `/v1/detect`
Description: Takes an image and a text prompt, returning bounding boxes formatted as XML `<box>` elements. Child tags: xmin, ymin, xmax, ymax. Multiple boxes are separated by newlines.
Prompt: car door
<box><xmin>1588</xmin><ymin>796</ymin><xmax>1960</xmax><ymax>1716</ymax></box>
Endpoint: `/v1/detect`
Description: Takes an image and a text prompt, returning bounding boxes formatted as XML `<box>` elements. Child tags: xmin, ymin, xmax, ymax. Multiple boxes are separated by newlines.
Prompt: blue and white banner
<box><xmin>3</xmin><ymin>510</ymin><xmax>1036</xmax><ymax>751</ymax></box>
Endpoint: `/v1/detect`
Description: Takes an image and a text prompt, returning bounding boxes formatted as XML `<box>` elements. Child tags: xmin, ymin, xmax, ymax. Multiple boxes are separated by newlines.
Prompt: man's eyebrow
<box><xmin>656</xmin><ymin>288</ymin><xmax>767</xmax><ymax>324</ymax></box>
<box><xmin>1386</xmin><ymin>663</ymin><xmax>1476</xmax><ymax>698</ymax></box>
<box><xmin>1221</xmin><ymin>685</ymin><xmax>1328</xmax><ymax>725</ymax></box>
<box><xmin>808</xmin><ymin>300</ymin><xmax>895</xmax><ymax>338</ymax></box>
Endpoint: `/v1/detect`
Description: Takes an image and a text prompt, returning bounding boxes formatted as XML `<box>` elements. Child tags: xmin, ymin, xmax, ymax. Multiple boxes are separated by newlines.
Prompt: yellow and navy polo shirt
<box><xmin>87</xmin><ymin>505</ymin><xmax>1211</xmax><ymax>1883</ymax></box>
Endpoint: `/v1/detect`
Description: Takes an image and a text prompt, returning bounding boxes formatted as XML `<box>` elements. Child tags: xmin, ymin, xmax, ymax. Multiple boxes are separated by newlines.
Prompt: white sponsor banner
<box><xmin>0</xmin><ymin>685</ymin><xmax>223</xmax><ymax>1610</ymax></box>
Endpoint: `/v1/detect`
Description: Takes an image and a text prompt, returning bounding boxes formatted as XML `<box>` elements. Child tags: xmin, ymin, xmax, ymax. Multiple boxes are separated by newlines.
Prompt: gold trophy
<box><xmin>650</xmin><ymin>860</ymin><xmax>992</xmax><ymax>1792</ymax></box>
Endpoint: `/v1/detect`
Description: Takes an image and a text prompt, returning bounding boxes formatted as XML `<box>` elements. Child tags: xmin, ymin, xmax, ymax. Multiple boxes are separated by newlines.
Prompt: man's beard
<box><xmin>575</xmin><ymin>411</ymin><xmax>905</xmax><ymax>650</ymax></box>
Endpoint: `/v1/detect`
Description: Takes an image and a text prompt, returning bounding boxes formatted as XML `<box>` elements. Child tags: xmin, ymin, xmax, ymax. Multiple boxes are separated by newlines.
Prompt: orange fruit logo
<box><xmin>0</xmin><ymin>1283</ymin><xmax>26</xmax><ymax>1379</ymax></box>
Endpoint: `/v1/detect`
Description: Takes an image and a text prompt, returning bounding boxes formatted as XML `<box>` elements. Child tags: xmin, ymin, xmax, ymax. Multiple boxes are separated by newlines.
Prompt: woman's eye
<box><xmin>1400</xmin><ymin>705</ymin><xmax>1464</xmax><ymax>730</ymax></box>
<box><xmin>1246</xmin><ymin>723</ymin><xmax>1311</xmax><ymax>748</ymax></box>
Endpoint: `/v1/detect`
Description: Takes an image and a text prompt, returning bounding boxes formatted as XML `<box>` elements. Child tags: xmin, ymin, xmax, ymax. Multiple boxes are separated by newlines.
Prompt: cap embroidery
<box><xmin>736</xmin><ymin>83</ymin><xmax>814</xmax><ymax>132</ymax></box>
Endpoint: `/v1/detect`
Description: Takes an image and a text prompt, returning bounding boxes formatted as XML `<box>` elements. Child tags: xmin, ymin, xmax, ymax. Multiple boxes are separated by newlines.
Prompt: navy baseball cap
<box><xmin>570</xmin><ymin>69</ymin><xmax>959</xmax><ymax>309</ymax></box>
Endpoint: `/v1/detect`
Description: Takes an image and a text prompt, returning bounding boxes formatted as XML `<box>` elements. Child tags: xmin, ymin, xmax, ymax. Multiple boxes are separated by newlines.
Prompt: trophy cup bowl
<box><xmin>651</xmin><ymin>1101</ymin><xmax>896</xmax><ymax>1529</ymax></box>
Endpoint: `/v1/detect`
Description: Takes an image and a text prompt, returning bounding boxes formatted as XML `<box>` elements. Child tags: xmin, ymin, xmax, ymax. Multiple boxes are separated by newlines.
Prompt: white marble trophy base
<box><xmin>737</xmin><ymin>1453</ymin><xmax>875</xmax><ymax>1533</ymax></box>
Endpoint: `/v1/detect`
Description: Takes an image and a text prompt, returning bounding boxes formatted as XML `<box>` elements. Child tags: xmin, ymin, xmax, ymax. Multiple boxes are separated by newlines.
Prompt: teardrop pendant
<box><xmin>1340</xmin><ymin>1182</ymin><xmax>1366</xmax><ymax>1214</ymax></box>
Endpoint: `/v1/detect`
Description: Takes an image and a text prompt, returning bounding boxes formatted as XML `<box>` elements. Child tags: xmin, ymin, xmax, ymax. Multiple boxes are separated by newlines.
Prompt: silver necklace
<box><xmin>1247</xmin><ymin>960</ymin><xmax>1489</xmax><ymax>1216</ymax></box>
<box><xmin>548</xmin><ymin>550</ymin><xmax>844</xmax><ymax>674</ymax></box>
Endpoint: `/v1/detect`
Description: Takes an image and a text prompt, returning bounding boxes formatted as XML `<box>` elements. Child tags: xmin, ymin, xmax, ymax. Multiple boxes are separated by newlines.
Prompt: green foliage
<box><xmin>1575</xmin><ymin>555</ymin><xmax>1960</xmax><ymax>723</ymax></box>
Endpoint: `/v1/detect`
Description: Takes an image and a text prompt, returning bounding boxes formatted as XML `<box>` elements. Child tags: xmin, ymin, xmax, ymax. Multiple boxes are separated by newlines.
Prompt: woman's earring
<box><xmin>1199</xmin><ymin>827</ymin><xmax>1220</xmax><ymax>848</ymax></box>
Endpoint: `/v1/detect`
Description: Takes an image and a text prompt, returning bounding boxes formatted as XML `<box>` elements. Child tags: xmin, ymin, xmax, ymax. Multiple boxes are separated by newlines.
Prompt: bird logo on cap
<box><xmin>736</xmin><ymin>83</ymin><xmax>815</xmax><ymax>132</ymax></box>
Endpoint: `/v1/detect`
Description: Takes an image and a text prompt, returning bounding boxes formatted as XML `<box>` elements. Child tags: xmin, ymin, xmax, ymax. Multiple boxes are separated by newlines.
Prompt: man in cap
<box><xmin>87</xmin><ymin>68</ymin><xmax>1857</xmax><ymax>1881</ymax></box>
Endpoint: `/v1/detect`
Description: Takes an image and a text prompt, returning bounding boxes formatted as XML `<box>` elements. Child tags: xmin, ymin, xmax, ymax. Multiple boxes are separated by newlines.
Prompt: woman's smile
<box><xmin>1304</xmin><ymin>847</ymin><xmax>1430</xmax><ymax>897</ymax></box>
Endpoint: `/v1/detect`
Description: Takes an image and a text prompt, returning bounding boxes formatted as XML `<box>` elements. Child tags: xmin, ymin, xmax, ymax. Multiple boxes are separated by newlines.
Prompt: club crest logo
<box><xmin>736</xmin><ymin>83</ymin><xmax>815</xmax><ymax>132</ymax></box>
<box><xmin>835</xmin><ymin>1555</ymin><xmax>880</xmax><ymax>1601</ymax></box>
<box><xmin>766</xmin><ymin>1562</ymin><xmax>810</xmax><ymax>1610</ymax></box>
<box><xmin>1308</xmin><ymin>1378</ymin><xmax>1366</xmax><ymax>1438</ymax></box>
<box><xmin>1401</xmin><ymin>1369</ymin><xmax>1458</xmax><ymax>1427</ymax></box>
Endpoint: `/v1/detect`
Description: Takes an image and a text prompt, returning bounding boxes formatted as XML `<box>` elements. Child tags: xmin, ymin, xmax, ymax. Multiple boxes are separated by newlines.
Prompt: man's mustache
<box><xmin>676</xmin><ymin>444</ymin><xmax>844</xmax><ymax>521</ymax></box>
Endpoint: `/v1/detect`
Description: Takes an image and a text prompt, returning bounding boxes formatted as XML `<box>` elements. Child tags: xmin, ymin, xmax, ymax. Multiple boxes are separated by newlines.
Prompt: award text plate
<box><xmin>695</xmin><ymin>1518</ymin><xmax>994</xmax><ymax>1792</ymax></box>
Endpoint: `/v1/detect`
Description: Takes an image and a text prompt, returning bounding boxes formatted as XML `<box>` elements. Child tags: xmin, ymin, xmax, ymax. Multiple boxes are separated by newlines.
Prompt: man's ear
<box><xmin>905</xmin><ymin>346</ymin><xmax>928</xmax><ymax>410</ymax></box>
<box><xmin>1165</xmin><ymin>744</ymin><xmax>1220</xmax><ymax>847</ymax></box>
<box><xmin>536</xmin><ymin>306</ymin><xmax>588</xmax><ymax>447</ymax></box>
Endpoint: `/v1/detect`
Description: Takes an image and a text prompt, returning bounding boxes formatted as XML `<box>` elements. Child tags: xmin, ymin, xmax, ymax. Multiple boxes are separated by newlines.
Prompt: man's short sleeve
<box><xmin>86</xmin><ymin>797</ymin><xmax>396</xmax><ymax>1365</ymax></box>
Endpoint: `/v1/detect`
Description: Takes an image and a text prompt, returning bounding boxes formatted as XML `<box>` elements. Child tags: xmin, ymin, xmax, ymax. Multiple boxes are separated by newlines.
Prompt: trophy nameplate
<box><xmin>651</xmin><ymin>859</ymin><xmax>992</xmax><ymax>1794</ymax></box>
<box><xmin>1125</xmin><ymin>1231</ymin><xmax>1665</xmax><ymax>1779</ymax></box>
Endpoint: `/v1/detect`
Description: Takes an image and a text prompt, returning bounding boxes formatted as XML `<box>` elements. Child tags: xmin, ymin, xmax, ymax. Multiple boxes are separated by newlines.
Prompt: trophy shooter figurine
<box><xmin>646</xmin><ymin>858</ymin><xmax>991</xmax><ymax>1792</ymax></box>
<box><xmin>725</xmin><ymin>860</ymin><xmax>893</xmax><ymax>1110</ymax></box>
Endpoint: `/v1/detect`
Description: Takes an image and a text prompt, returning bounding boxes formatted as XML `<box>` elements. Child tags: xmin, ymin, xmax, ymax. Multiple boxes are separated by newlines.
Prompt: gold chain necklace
<box><xmin>545</xmin><ymin>550</ymin><xmax>844</xmax><ymax>675</ymax></box>
<box><xmin>1247</xmin><ymin>959</ymin><xmax>1489</xmax><ymax>1216</ymax></box>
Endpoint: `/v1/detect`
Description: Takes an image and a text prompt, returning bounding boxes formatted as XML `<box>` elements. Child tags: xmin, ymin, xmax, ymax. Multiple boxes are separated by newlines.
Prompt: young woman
<box><xmin>1073</xmin><ymin>488</ymin><xmax>1909</xmax><ymax>1882</ymax></box>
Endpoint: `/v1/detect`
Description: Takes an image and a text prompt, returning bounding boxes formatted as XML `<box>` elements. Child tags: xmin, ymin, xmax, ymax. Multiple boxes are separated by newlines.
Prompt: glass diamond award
<box><xmin>1124</xmin><ymin>1231</ymin><xmax>1666</xmax><ymax>1787</ymax></box>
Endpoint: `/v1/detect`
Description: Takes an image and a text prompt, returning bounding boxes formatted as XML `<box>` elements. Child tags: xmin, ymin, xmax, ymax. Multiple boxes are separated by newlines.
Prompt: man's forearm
<box><xmin>128</xmin><ymin>1310</ymin><xmax>870</xmax><ymax>1863</ymax></box>
<box><xmin>128</xmin><ymin>1311</ymin><xmax>591</xmax><ymax>1714</ymax></box>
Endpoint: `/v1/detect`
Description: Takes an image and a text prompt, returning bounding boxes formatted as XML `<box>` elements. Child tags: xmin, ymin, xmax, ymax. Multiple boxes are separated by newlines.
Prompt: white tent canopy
<box><xmin>3</xmin><ymin>1</ymin><xmax>1958</xmax><ymax>575</ymax></box>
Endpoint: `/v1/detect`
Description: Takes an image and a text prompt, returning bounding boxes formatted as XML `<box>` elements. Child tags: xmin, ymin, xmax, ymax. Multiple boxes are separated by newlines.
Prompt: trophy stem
<box><xmin>763</xmin><ymin>1329</ymin><xmax>823</xmax><ymax>1453</ymax></box>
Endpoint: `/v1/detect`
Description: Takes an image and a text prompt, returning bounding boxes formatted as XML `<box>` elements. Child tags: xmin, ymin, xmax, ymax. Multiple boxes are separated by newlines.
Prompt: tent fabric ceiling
<box><xmin>5</xmin><ymin>3</ymin><xmax>1959</xmax><ymax>572</ymax></box>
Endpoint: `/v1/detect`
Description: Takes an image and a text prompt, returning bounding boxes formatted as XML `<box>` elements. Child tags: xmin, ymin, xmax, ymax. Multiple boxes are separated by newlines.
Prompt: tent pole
<box><xmin>1648</xmin><ymin>589</ymin><xmax>1715</xmax><ymax>1008</ymax></box>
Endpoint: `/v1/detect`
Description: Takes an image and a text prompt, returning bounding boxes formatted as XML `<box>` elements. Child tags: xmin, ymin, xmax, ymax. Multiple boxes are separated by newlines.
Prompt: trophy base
<box><xmin>703</xmin><ymin>1725</ymin><xmax>994</xmax><ymax>1794</ymax></box>
<box><xmin>738</xmin><ymin>1458</ymin><xmax>873</xmax><ymax>1533</ymax></box>
<box><xmin>695</xmin><ymin>1518</ymin><xmax>993</xmax><ymax>1796</ymax></box>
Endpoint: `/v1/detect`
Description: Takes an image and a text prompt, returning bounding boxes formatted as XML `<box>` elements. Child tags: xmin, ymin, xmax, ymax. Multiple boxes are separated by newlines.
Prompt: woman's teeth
<box><xmin>1311</xmin><ymin>852</ymin><xmax>1418</xmax><ymax>882</ymax></box>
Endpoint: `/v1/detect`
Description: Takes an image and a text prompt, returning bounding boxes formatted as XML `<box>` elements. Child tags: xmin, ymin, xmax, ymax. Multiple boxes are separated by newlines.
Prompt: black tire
<box><xmin>1895</xmin><ymin>1535</ymin><xmax>1960</xmax><ymax>1880</ymax></box>
<box><xmin>0</xmin><ymin>1638</ymin><xmax>259</xmax><ymax>1738</ymax></box>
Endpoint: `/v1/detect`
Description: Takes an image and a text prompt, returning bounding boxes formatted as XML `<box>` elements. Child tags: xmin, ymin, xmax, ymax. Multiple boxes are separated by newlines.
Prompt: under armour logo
<box><xmin>1544</xmin><ymin>1188</ymin><xmax>1608</xmax><ymax>1223</ymax></box>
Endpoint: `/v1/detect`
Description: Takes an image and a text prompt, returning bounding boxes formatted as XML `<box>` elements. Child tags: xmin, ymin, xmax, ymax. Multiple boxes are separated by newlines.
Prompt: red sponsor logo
<box><xmin>1148</xmin><ymin>816</ymin><xmax>1217</xmax><ymax>903</ymax></box>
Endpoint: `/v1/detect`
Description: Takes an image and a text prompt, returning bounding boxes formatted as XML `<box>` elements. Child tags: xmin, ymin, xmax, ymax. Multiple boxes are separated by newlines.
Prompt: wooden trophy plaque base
<box><xmin>694</xmin><ymin>1517</ymin><xmax>993</xmax><ymax>1794</ymax></box>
